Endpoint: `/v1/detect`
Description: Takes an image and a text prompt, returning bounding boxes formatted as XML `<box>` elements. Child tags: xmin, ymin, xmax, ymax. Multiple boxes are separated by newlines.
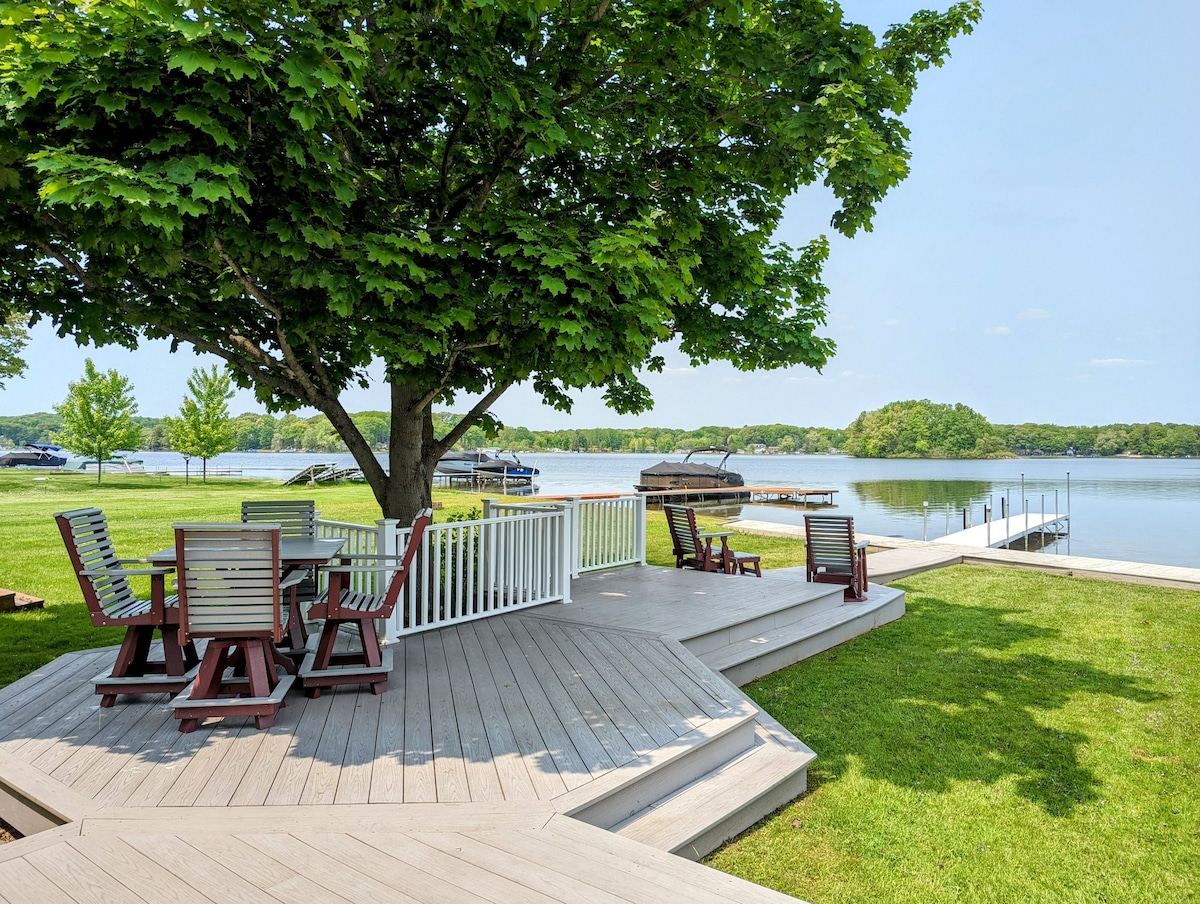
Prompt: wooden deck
<box><xmin>0</xmin><ymin>566</ymin><xmax>906</xmax><ymax>900</ymax></box>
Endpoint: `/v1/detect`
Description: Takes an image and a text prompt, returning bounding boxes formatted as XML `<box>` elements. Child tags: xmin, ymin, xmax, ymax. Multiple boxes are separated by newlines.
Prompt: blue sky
<box><xmin>5</xmin><ymin>0</ymin><xmax>1198</xmax><ymax>430</ymax></box>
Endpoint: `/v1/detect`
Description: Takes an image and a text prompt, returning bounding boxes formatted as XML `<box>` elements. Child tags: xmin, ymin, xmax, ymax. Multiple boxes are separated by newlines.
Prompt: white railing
<box><xmin>315</xmin><ymin>495</ymin><xmax>644</xmax><ymax>639</ymax></box>
<box><xmin>391</xmin><ymin>509</ymin><xmax>569</xmax><ymax>637</ymax></box>
<box><xmin>485</xmin><ymin>494</ymin><xmax>646</xmax><ymax>576</ymax></box>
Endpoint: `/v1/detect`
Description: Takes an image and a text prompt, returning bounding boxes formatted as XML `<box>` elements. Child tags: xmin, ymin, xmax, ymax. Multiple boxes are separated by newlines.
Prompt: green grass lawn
<box><xmin>707</xmin><ymin>566</ymin><xmax>1200</xmax><ymax>904</ymax></box>
<box><xmin>0</xmin><ymin>470</ymin><xmax>800</xmax><ymax>687</ymax></box>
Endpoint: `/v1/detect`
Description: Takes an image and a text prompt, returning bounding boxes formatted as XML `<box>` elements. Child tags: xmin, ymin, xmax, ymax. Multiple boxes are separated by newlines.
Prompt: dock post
<box><xmin>1041</xmin><ymin>494</ymin><xmax>1046</xmax><ymax>551</ymax></box>
<box><xmin>1067</xmin><ymin>472</ymin><xmax>1071</xmax><ymax>555</ymax></box>
<box><xmin>922</xmin><ymin>501</ymin><xmax>928</xmax><ymax>541</ymax></box>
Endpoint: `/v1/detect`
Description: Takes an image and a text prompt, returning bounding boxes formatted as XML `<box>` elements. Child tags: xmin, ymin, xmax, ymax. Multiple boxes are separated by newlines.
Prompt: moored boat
<box><xmin>436</xmin><ymin>450</ymin><xmax>498</xmax><ymax>475</ymax></box>
<box><xmin>63</xmin><ymin>451</ymin><xmax>145</xmax><ymax>473</ymax></box>
<box><xmin>473</xmin><ymin>454</ymin><xmax>539</xmax><ymax>480</ymax></box>
<box><xmin>635</xmin><ymin>446</ymin><xmax>744</xmax><ymax>492</ymax></box>
<box><xmin>0</xmin><ymin>443</ymin><xmax>68</xmax><ymax>468</ymax></box>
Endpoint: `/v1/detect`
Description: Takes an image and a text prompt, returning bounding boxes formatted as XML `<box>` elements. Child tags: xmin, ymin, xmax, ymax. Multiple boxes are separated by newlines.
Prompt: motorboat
<box><xmin>473</xmin><ymin>454</ymin><xmax>539</xmax><ymax>480</ymax></box>
<box><xmin>435</xmin><ymin>450</ymin><xmax>498</xmax><ymax>475</ymax></box>
<box><xmin>63</xmin><ymin>451</ymin><xmax>145</xmax><ymax>473</ymax></box>
<box><xmin>635</xmin><ymin>446</ymin><xmax>744</xmax><ymax>491</ymax></box>
<box><xmin>0</xmin><ymin>443</ymin><xmax>68</xmax><ymax>468</ymax></box>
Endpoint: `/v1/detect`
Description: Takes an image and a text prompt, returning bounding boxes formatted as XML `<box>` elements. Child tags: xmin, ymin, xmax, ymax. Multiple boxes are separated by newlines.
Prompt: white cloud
<box><xmin>1090</xmin><ymin>358</ymin><xmax>1150</xmax><ymax>368</ymax></box>
<box><xmin>986</xmin><ymin>325</ymin><xmax>1012</xmax><ymax>336</ymax></box>
<box><xmin>1017</xmin><ymin>308</ymin><xmax>1052</xmax><ymax>320</ymax></box>
<box><xmin>884</xmin><ymin>318</ymin><xmax>901</xmax><ymax>327</ymax></box>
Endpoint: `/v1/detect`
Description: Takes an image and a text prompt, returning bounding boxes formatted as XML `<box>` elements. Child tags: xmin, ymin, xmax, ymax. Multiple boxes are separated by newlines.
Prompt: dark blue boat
<box><xmin>0</xmin><ymin>443</ymin><xmax>68</xmax><ymax>468</ymax></box>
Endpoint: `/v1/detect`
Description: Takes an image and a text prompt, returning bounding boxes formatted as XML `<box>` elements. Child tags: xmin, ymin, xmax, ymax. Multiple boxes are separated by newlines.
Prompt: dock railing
<box><xmin>316</xmin><ymin>494</ymin><xmax>645</xmax><ymax>639</ymax></box>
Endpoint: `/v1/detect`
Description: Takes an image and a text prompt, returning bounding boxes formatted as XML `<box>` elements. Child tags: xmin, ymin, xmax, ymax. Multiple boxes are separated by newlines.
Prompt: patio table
<box><xmin>148</xmin><ymin>536</ymin><xmax>346</xmax><ymax>672</ymax></box>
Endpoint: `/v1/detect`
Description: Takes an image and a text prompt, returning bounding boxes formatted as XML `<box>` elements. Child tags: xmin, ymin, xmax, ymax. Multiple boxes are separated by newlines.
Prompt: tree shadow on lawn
<box><xmin>750</xmin><ymin>592</ymin><xmax>1167</xmax><ymax>817</ymax></box>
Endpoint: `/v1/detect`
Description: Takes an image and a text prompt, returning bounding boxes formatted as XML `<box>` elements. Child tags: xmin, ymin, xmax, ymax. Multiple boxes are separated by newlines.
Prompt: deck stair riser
<box><xmin>613</xmin><ymin>730</ymin><xmax>813</xmax><ymax>860</ymax></box>
<box><xmin>678</xmin><ymin>582</ymin><xmax>846</xmax><ymax>656</ymax></box>
<box><xmin>556</xmin><ymin>703</ymin><xmax>759</xmax><ymax>830</ymax></box>
<box><xmin>703</xmin><ymin>586</ymin><xmax>906</xmax><ymax>686</ymax></box>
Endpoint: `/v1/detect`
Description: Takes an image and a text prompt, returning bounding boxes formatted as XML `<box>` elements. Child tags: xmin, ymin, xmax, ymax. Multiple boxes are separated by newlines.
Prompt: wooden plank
<box><xmin>0</xmin><ymin>649</ymin><xmax>108</xmax><ymax>735</ymax></box>
<box><xmin>159</xmin><ymin>717</ymin><xmax>257</xmax><ymax>808</ymax></box>
<box><xmin>402</xmin><ymin>634</ymin><xmax>436</xmax><ymax>802</ymax></box>
<box><xmin>612</xmin><ymin>632</ymin><xmax>728</xmax><ymax>719</ymax></box>
<box><xmin>333</xmin><ymin>685</ymin><xmax>383</xmax><ymax>804</ymax></box>
<box><xmin>0</xmin><ymin>823</ymin><xmax>81</xmax><ymax>865</ymax></box>
<box><xmin>63</xmin><ymin>705</ymin><xmax>175</xmax><ymax>800</ymax></box>
<box><xmin>117</xmin><ymin>834</ymin><xmax>284</xmax><ymax>904</ymax></box>
<box><xmin>69</xmin><ymin>835</ymin><xmax>214</xmax><ymax>904</ymax></box>
<box><xmin>347</xmin><ymin>830</ymin><xmax>566</xmax><ymax>904</ymax></box>
<box><xmin>0</xmin><ymin>749</ymin><xmax>96</xmax><ymax>824</ymax></box>
<box><xmin>0</xmin><ymin>656</ymin><xmax>110</xmax><ymax>756</ymax></box>
<box><xmin>32</xmin><ymin>689</ymin><xmax>151</xmax><ymax>774</ymax></box>
<box><xmin>583</xmin><ymin>628</ymin><xmax>705</xmax><ymax>735</ymax></box>
<box><xmin>299</xmin><ymin>688</ymin><xmax>356</xmax><ymax>805</ymax></box>
<box><xmin>118</xmin><ymin>722</ymin><xmax>218</xmax><ymax>808</ymax></box>
<box><xmin>227</xmin><ymin>700</ymin><xmax>307</xmax><ymax>807</ymax></box>
<box><xmin>262</xmin><ymin>691</ymin><xmax>333</xmax><ymax>806</ymax></box>
<box><xmin>368</xmin><ymin>639</ymin><xmax>406</xmax><ymax>803</ymax></box>
<box><xmin>22</xmin><ymin>841</ymin><xmax>148</xmax><ymax>904</ymax></box>
<box><xmin>239</xmin><ymin>832</ymin><xmax>433</xmax><ymax>903</ymax></box>
<box><xmin>487</xmin><ymin>617</ymin><xmax>615</xmax><ymax>778</ymax></box>
<box><xmin>0</xmin><ymin>858</ymin><xmax>77</xmax><ymax>904</ymax></box>
<box><xmin>423</xmin><ymin>631</ymin><xmax>472</xmax><ymax>802</ymax></box>
<box><xmin>476</xmin><ymin>618</ymin><xmax>592</xmax><ymax>790</ymax></box>
<box><xmin>455</xmin><ymin>622</ymin><xmax>545</xmax><ymax>801</ymax></box>
<box><xmin>86</xmin><ymin>707</ymin><xmax>189</xmax><ymax>806</ymax></box>
<box><xmin>530</xmin><ymin>619</ymin><xmax>659</xmax><ymax>757</ymax></box>
<box><xmin>191</xmin><ymin>722</ymin><xmax>269</xmax><ymax>807</ymax></box>
<box><xmin>540</xmin><ymin>813</ymin><xmax>799</xmax><ymax>902</ymax></box>
<box><xmin>416</xmin><ymin>830</ymin><xmax>634</xmax><ymax>904</ymax></box>
<box><xmin>437</xmin><ymin>629</ymin><xmax>505</xmax><ymax>801</ymax></box>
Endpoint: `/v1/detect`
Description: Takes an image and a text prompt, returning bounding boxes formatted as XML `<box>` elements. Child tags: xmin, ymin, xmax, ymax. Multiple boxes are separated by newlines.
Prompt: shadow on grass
<box><xmin>748</xmin><ymin>592</ymin><xmax>1166</xmax><ymax>817</ymax></box>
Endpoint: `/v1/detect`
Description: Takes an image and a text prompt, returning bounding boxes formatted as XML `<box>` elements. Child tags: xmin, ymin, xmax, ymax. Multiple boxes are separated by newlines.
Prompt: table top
<box><xmin>148</xmin><ymin>536</ymin><xmax>346</xmax><ymax>566</ymax></box>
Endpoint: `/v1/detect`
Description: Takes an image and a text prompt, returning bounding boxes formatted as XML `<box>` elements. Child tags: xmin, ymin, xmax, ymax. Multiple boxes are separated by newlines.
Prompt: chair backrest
<box><xmin>241</xmin><ymin>500</ymin><xmax>316</xmax><ymax>538</ymax></box>
<box><xmin>174</xmin><ymin>523</ymin><xmax>283</xmax><ymax>642</ymax></box>
<box><xmin>804</xmin><ymin>515</ymin><xmax>857</xmax><ymax>571</ymax></box>
<box><xmin>54</xmin><ymin>507</ymin><xmax>136</xmax><ymax>622</ymax></box>
<box><xmin>377</xmin><ymin>508</ymin><xmax>434</xmax><ymax>615</ymax></box>
<box><xmin>663</xmin><ymin>505</ymin><xmax>703</xmax><ymax>558</ymax></box>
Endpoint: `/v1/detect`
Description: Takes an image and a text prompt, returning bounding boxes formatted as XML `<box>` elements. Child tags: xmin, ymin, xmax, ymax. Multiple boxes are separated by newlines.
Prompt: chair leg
<box><xmin>111</xmin><ymin>625</ymin><xmax>155</xmax><ymax>678</ymax></box>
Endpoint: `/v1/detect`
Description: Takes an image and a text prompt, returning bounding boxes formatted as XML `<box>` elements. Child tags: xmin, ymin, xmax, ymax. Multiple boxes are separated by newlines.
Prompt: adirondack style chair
<box><xmin>170</xmin><ymin>523</ymin><xmax>302</xmax><ymax>732</ymax></box>
<box><xmin>804</xmin><ymin>515</ymin><xmax>869</xmax><ymax>601</ymax></box>
<box><xmin>54</xmin><ymin>507</ymin><xmax>199</xmax><ymax>706</ymax></box>
<box><xmin>300</xmin><ymin>509</ymin><xmax>433</xmax><ymax>697</ymax></box>
<box><xmin>663</xmin><ymin>504</ymin><xmax>761</xmax><ymax>577</ymax></box>
<box><xmin>241</xmin><ymin>499</ymin><xmax>317</xmax><ymax>652</ymax></box>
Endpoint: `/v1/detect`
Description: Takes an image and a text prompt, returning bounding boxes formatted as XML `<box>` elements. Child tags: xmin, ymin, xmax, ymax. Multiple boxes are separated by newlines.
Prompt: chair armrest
<box><xmin>280</xmin><ymin>570</ymin><xmax>307</xmax><ymax>590</ymax></box>
<box><xmin>854</xmin><ymin>540</ymin><xmax>869</xmax><ymax>550</ymax></box>
<box><xmin>699</xmin><ymin>531</ymin><xmax>734</xmax><ymax>540</ymax></box>
<box><xmin>81</xmin><ymin>566</ymin><xmax>174</xmax><ymax>577</ymax></box>
<box><xmin>328</xmin><ymin>552</ymin><xmax>414</xmax><ymax>561</ymax></box>
<box><xmin>323</xmin><ymin>564</ymin><xmax>405</xmax><ymax>574</ymax></box>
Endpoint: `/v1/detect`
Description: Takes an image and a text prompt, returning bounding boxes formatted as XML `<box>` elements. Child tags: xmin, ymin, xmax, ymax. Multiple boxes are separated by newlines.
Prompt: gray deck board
<box><xmin>300</xmin><ymin>688</ymin><xmax>356</xmax><ymax>806</ymax></box>
<box><xmin>369</xmin><ymin>641</ymin><xmax>406</xmax><ymax>803</ymax></box>
<box><xmin>440</xmin><ymin>630</ymin><xmax>506</xmax><ymax>801</ymax></box>
<box><xmin>402</xmin><ymin>634</ymin><xmax>437</xmax><ymax>802</ymax></box>
<box><xmin>424</xmin><ymin>632</ymin><xmax>472</xmax><ymax>803</ymax></box>
<box><xmin>334</xmin><ymin>687</ymin><xmax>382</xmax><ymax>804</ymax></box>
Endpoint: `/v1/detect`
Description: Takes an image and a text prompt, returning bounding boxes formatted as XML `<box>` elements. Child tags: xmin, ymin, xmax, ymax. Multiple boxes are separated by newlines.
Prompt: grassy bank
<box><xmin>0</xmin><ymin>470</ymin><xmax>798</xmax><ymax>687</ymax></box>
<box><xmin>707</xmin><ymin>566</ymin><xmax>1200</xmax><ymax>903</ymax></box>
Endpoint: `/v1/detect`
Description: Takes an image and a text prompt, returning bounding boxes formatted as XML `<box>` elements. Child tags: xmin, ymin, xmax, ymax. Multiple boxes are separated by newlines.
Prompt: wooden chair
<box><xmin>804</xmin><ymin>515</ymin><xmax>869</xmax><ymax>601</ymax></box>
<box><xmin>170</xmin><ymin>523</ymin><xmax>302</xmax><ymax>732</ymax></box>
<box><xmin>54</xmin><ymin>507</ymin><xmax>199</xmax><ymax>706</ymax></box>
<box><xmin>241</xmin><ymin>500</ymin><xmax>317</xmax><ymax>654</ymax></box>
<box><xmin>300</xmin><ymin>509</ymin><xmax>433</xmax><ymax>697</ymax></box>
<box><xmin>663</xmin><ymin>504</ymin><xmax>761</xmax><ymax>577</ymax></box>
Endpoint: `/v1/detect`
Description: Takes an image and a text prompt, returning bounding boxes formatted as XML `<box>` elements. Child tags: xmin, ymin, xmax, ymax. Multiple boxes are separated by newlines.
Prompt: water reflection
<box><xmin>850</xmin><ymin>479</ymin><xmax>992</xmax><ymax>512</ymax></box>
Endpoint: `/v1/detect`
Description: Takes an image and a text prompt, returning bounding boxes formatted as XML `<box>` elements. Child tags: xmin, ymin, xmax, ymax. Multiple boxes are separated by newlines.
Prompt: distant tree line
<box><xmin>1</xmin><ymin>405</ymin><xmax>1196</xmax><ymax>458</ymax></box>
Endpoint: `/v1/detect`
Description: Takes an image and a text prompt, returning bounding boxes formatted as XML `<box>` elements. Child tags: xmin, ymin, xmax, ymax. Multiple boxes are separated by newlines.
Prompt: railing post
<box><xmin>558</xmin><ymin>505</ymin><xmax>573</xmax><ymax>604</ymax></box>
<box><xmin>376</xmin><ymin>518</ymin><xmax>399</xmax><ymax>641</ymax></box>
<box><xmin>482</xmin><ymin>497</ymin><xmax>496</xmax><ymax>520</ymax></box>
<box><xmin>567</xmin><ymin>496</ymin><xmax>582</xmax><ymax>578</ymax></box>
<box><xmin>635</xmin><ymin>493</ymin><xmax>647</xmax><ymax>566</ymax></box>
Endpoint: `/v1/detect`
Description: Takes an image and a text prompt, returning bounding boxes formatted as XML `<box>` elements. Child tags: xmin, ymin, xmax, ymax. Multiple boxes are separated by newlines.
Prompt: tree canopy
<box><xmin>0</xmin><ymin>0</ymin><xmax>981</xmax><ymax>518</ymax></box>
<box><xmin>844</xmin><ymin>399</ymin><xmax>1006</xmax><ymax>459</ymax></box>
<box><xmin>0</xmin><ymin>312</ymin><xmax>28</xmax><ymax>388</ymax></box>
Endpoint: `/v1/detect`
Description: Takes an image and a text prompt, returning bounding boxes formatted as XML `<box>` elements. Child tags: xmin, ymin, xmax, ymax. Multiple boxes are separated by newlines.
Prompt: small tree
<box><xmin>54</xmin><ymin>359</ymin><xmax>141</xmax><ymax>484</ymax></box>
<box><xmin>0</xmin><ymin>313</ymin><xmax>29</xmax><ymax>389</ymax></box>
<box><xmin>163</xmin><ymin>365</ymin><xmax>236</xmax><ymax>482</ymax></box>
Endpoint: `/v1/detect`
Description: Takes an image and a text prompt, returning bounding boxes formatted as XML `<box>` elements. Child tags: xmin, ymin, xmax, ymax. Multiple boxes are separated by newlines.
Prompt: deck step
<box><xmin>679</xmin><ymin>581</ymin><xmax>846</xmax><ymax>656</ymax></box>
<box><xmin>554</xmin><ymin>699</ymin><xmax>760</xmax><ymax>830</ymax></box>
<box><xmin>698</xmin><ymin>585</ymin><xmax>906</xmax><ymax>686</ymax></box>
<box><xmin>612</xmin><ymin>728</ymin><xmax>813</xmax><ymax>860</ymax></box>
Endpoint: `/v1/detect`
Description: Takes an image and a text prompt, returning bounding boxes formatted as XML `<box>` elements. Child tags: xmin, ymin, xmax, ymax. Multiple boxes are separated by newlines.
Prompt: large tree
<box><xmin>53</xmin><ymin>359</ymin><xmax>142</xmax><ymax>484</ymax></box>
<box><xmin>0</xmin><ymin>0</ymin><xmax>980</xmax><ymax>519</ymax></box>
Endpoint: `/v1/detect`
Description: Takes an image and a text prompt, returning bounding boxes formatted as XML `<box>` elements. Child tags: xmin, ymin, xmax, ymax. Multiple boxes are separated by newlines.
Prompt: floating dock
<box><xmin>933</xmin><ymin>512</ymin><xmax>1068</xmax><ymax>549</ymax></box>
<box><xmin>634</xmin><ymin>485</ymin><xmax>837</xmax><ymax>505</ymax></box>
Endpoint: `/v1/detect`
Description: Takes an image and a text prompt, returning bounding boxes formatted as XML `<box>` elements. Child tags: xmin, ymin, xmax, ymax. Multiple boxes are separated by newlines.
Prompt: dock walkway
<box><xmin>931</xmin><ymin>512</ymin><xmax>1067</xmax><ymax>549</ymax></box>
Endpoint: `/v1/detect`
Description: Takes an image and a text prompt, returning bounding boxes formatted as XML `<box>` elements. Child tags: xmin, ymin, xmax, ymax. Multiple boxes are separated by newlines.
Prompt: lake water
<box><xmin>138</xmin><ymin>451</ymin><xmax>1200</xmax><ymax>569</ymax></box>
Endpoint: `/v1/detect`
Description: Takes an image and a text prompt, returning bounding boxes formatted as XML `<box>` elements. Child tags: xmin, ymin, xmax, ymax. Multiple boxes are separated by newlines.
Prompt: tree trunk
<box><xmin>379</xmin><ymin>381</ymin><xmax>438</xmax><ymax>522</ymax></box>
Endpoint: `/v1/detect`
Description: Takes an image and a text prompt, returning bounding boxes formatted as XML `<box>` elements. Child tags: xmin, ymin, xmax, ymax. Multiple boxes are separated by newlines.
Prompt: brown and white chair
<box><xmin>241</xmin><ymin>499</ymin><xmax>317</xmax><ymax>654</ymax></box>
<box><xmin>300</xmin><ymin>509</ymin><xmax>432</xmax><ymax>697</ymax></box>
<box><xmin>663</xmin><ymin>504</ymin><xmax>761</xmax><ymax>576</ymax></box>
<box><xmin>170</xmin><ymin>523</ymin><xmax>303</xmax><ymax>732</ymax></box>
<box><xmin>804</xmin><ymin>514</ymin><xmax>869</xmax><ymax>601</ymax></box>
<box><xmin>55</xmin><ymin>507</ymin><xmax>199</xmax><ymax>706</ymax></box>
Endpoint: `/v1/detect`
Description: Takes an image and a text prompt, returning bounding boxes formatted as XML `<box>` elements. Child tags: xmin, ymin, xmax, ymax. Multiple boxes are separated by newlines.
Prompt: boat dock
<box><xmin>931</xmin><ymin>512</ymin><xmax>1068</xmax><ymax>550</ymax></box>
